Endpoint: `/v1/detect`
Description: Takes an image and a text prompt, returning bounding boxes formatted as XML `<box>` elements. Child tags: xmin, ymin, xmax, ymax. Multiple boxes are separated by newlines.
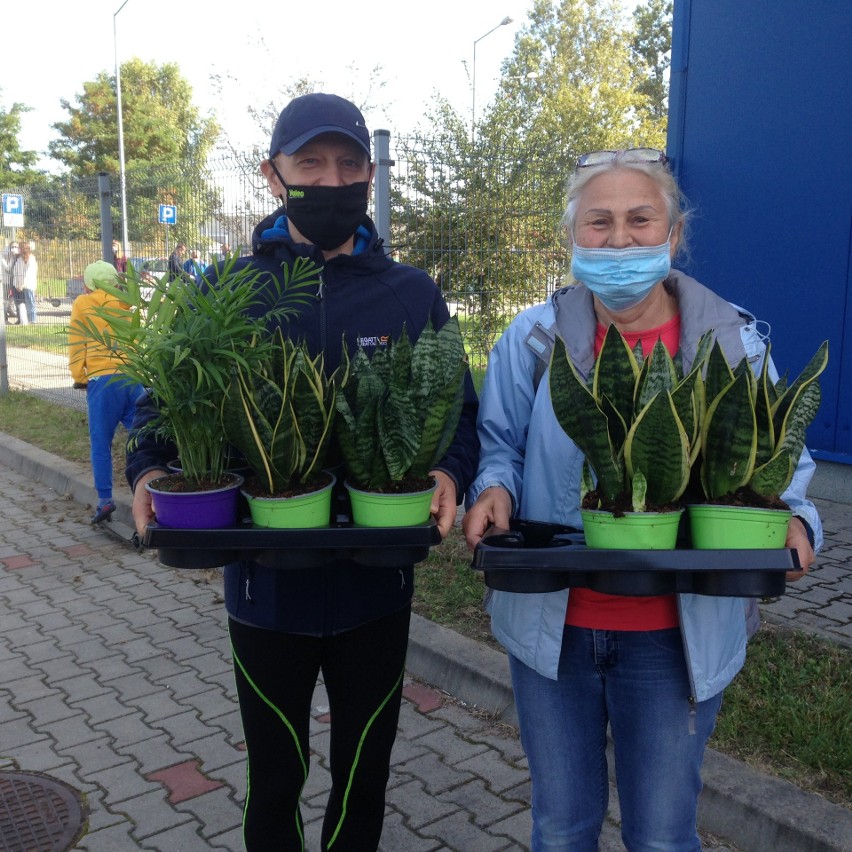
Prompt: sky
<box><xmin>4</xmin><ymin>0</ymin><xmax>551</xmax><ymax>167</ymax></box>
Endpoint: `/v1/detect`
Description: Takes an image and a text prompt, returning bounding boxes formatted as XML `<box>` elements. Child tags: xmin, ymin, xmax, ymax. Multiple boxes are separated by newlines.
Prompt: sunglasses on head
<box><xmin>575</xmin><ymin>148</ymin><xmax>668</xmax><ymax>169</ymax></box>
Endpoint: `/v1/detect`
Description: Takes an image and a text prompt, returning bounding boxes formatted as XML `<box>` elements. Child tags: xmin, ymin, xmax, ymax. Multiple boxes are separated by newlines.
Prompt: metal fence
<box><xmin>1</xmin><ymin>132</ymin><xmax>570</xmax><ymax>400</ymax></box>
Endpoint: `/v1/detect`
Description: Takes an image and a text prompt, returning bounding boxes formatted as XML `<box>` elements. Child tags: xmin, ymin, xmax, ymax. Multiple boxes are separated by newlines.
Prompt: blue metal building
<box><xmin>666</xmin><ymin>0</ymin><xmax>851</xmax><ymax>462</ymax></box>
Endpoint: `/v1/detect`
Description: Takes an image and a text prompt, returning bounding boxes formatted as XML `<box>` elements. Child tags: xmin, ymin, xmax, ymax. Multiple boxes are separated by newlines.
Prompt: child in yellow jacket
<box><xmin>69</xmin><ymin>261</ymin><xmax>143</xmax><ymax>524</ymax></box>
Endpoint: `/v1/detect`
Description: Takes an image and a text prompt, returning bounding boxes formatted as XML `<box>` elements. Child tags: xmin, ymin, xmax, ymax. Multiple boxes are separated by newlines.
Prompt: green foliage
<box><xmin>221</xmin><ymin>329</ymin><xmax>340</xmax><ymax>494</ymax></box>
<box><xmin>335</xmin><ymin>317</ymin><xmax>468</xmax><ymax>490</ymax></box>
<box><xmin>397</xmin><ymin>0</ymin><xmax>672</xmax><ymax>365</ymax></box>
<box><xmin>699</xmin><ymin>340</ymin><xmax>829</xmax><ymax>501</ymax></box>
<box><xmin>49</xmin><ymin>59</ymin><xmax>219</xmax><ymax>176</ymax></box>
<box><xmin>0</xmin><ymin>94</ymin><xmax>43</xmax><ymax>187</ymax></box>
<box><xmin>68</xmin><ymin>254</ymin><xmax>319</xmax><ymax>487</ymax></box>
<box><xmin>549</xmin><ymin>324</ymin><xmax>707</xmax><ymax>511</ymax></box>
<box><xmin>47</xmin><ymin>60</ymin><xmax>221</xmax><ymax>245</ymax></box>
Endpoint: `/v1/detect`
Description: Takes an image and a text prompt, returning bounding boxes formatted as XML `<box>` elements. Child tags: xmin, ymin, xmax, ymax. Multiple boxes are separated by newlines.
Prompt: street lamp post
<box><xmin>114</xmin><ymin>0</ymin><xmax>131</xmax><ymax>258</ymax></box>
<box><xmin>471</xmin><ymin>16</ymin><xmax>512</xmax><ymax>144</ymax></box>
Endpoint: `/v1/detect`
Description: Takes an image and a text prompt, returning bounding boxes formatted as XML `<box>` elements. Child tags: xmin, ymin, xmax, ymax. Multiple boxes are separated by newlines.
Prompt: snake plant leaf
<box><xmin>631</xmin><ymin>470</ymin><xmax>648</xmax><ymax>513</ymax></box>
<box><xmin>550</xmin><ymin>336</ymin><xmax>623</xmax><ymax>501</ymax></box>
<box><xmin>637</xmin><ymin>338</ymin><xmax>679</xmax><ymax>410</ymax></box>
<box><xmin>772</xmin><ymin>381</ymin><xmax>822</xmax><ymax>485</ymax></box>
<box><xmin>671</xmin><ymin>366</ymin><xmax>703</xmax><ymax>462</ymax></box>
<box><xmin>753</xmin><ymin>354</ymin><xmax>776</xmax><ymax>467</ymax></box>
<box><xmin>703</xmin><ymin>340</ymin><xmax>735</xmax><ymax>407</ymax></box>
<box><xmin>378</xmin><ymin>388</ymin><xmax>420</xmax><ymax>480</ymax></box>
<box><xmin>594</xmin><ymin>324</ymin><xmax>640</xmax><ymax>432</ymax></box>
<box><xmin>749</xmin><ymin>449</ymin><xmax>794</xmax><ymax>498</ymax></box>
<box><xmin>580</xmin><ymin>460</ymin><xmax>596</xmax><ymax>504</ymax></box>
<box><xmin>771</xmin><ymin>340</ymin><xmax>829</xmax><ymax>436</ymax></box>
<box><xmin>700</xmin><ymin>371</ymin><xmax>758</xmax><ymax>500</ymax></box>
<box><xmin>626</xmin><ymin>391</ymin><xmax>690</xmax><ymax>506</ymax></box>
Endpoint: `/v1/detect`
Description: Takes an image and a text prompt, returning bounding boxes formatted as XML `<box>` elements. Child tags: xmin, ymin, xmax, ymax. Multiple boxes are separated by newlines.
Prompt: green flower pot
<box><xmin>688</xmin><ymin>505</ymin><xmax>791</xmax><ymax>549</ymax></box>
<box><xmin>581</xmin><ymin>509</ymin><xmax>684</xmax><ymax>550</ymax></box>
<box><xmin>243</xmin><ymin>475</ymin><xmax>335</xmax><ymax>529</ymax></box>
<box><xmin>346</xmin><ymin>479</ymin><xmax>437</xmax><ymax>528</ymax></box>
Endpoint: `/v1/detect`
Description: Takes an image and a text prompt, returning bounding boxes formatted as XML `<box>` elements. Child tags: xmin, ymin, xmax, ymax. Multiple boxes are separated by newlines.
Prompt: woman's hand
<box><xmin>463</xmin><ymin>486</ymin><xmax>513</xmax><ymax>552</ymax></box>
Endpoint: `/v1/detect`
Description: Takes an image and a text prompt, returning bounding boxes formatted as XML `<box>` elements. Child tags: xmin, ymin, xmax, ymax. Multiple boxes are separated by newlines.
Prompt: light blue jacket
<box><xmin>468</xmin><ymin>271</ymin><xmax>823</xmax><ymax>702</ymax></box>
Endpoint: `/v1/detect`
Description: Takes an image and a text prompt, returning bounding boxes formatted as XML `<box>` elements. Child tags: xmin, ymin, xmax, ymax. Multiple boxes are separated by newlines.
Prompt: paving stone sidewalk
<box><xmin>0</xmin><ymin>439</ymin><xmax>850</xmax><ymax>851</ymax></box>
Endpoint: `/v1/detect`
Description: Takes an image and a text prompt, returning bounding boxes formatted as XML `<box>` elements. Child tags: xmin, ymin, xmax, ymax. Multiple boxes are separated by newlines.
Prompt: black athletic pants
<box><xmin>229</xmin><ymin>605</ymin><xmax>410</xmax><ymax>851</ymax></box>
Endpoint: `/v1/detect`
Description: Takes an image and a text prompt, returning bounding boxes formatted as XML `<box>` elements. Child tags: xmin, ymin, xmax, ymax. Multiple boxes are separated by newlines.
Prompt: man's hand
<box><xmin>429</xmin><ymin>470</ymin><xmax>458</xmax><ymax>539</ymax></box>
<box><xmin>785</xmin><ymin>516</ymin><xmax>815</xmax><ymax>582</ymax></box>
<box><xmin>462</xmin><ymin>486</ymin><xmax>513</xmax><ymax>552</ymax></box>
<box><xmin>132</xmin><ymin>469</ymin><xmax>169</xmax><ymax>537</ymax></box>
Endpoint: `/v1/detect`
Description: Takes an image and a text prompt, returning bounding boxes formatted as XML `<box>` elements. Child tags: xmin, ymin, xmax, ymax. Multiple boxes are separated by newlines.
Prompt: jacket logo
<box><xmin>356</xmin><ymin>335</ymin><xmax>390</xmax><ymax>348</ymax></box>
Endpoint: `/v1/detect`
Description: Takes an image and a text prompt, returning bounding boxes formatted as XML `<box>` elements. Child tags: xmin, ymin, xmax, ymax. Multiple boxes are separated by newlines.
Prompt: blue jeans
<box><xmin>86</xmin><ymin>374</ymin><xmax>143</xmax><ymax>501</ymax></box>
<box><xmin>509</xmin><ymin>626</ymin><xmax>723</xmax><ymax>852</ymax></box>
<box><xmin>22</xmin><ymin>288</ymin><xmax>36</xmax><ymax>323</ymax></box>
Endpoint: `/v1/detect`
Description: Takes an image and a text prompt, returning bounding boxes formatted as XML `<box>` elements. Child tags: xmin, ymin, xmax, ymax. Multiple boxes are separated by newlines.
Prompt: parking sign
<box><xmin>159</xmin><ymin>204</ymin><xmax>177</xmax><ymax>225</ymax></box>
<box><xmin>2</xmin><ymin>193</ymin><xmax>24</xmax><ymax>227</ymax></box>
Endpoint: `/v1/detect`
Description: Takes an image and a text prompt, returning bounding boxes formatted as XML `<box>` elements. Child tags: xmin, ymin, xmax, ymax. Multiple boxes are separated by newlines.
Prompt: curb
<box><xmin>1</xmin><ymin>432</ymin><xmax>850</xmax><ymax>851</ymax></box>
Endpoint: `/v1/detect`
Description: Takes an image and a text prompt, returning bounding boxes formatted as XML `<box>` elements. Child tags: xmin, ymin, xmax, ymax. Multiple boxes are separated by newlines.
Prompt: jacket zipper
<box><xmin>317</xmin><ymin>269</ymin><xmax>326</xmax><ymax>353</ymax></box>
<box><xmin>676</xmin><ymin>596</ymin><xmax>698</xmax><ymax>734</ymax></box>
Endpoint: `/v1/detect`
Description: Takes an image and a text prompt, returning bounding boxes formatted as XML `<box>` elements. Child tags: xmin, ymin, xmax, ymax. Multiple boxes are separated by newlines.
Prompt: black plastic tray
<box><xmin>144</xmin><ymin>518</ymin><xmax>441</xmax><ymax>570</ymax></box>
<box><xmin>472</xmin><ymin>520</ymin><xmax>797</xmax><ymax>597</ymax></box>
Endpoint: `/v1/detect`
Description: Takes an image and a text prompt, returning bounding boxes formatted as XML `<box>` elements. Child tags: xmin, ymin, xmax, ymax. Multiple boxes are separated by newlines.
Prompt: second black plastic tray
<box><xmin>472</xmin><ymin>520</ymin><xmax>796</xmax><ymax>597</ymax></box>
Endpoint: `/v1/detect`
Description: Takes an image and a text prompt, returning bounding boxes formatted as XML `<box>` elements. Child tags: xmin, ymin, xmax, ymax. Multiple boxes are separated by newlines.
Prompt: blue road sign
<box><xmin>159</xmin><ymin>204</ymin><xmax>177</xmax><ymax>225</ymax></box>
<box><xmin>2</xmin><ymin>193</ymin><xmax>24</xmax><ymax>226</ymax></box>
<box><xmin>2</xmin><ymin>194</ymin><xmax>23</xmax><ymax>214</ymax></box>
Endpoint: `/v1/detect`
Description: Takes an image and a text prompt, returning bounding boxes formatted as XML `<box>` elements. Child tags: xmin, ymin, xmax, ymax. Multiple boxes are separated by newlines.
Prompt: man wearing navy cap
<box><xmin>126</xmin><ymin>93</ymin><xmax>479</xmax><ymax>850</ymax></box>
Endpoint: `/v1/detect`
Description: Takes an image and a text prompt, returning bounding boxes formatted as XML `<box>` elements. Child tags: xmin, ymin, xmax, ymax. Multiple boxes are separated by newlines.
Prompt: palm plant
<box><xmin>70</xmin><ymin>255</ymin><xmax>320</xmax><ymax>488</ymax></box>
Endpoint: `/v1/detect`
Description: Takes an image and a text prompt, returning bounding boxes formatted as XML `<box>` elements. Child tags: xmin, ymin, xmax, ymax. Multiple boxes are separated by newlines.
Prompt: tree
<box><xmin>0</xmin><ymin>95</ymin><xmax>44</xmax><ymax>188</ymax></box>
<box><xmin>48</xmin><ymin>60</ymin><xmax>220</xmax><ymax>246</ymax></box>
<box><xmin>395</xmin><ymin>0</ymin><xmax>672</xmax><ymax>362</ymax></box>
<box><xmin>631</xmin><ymin>0</ymin><xmax>673</xmax><ymax>122</ymax></box>
<box><xmin>49</xmin><ymin>59</ymin><xmax>218</xmax><ymax>176</ymax></box>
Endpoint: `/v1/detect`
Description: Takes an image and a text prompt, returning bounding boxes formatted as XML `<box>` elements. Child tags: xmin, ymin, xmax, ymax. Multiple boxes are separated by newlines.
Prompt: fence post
<box><xmin>98</xmin><ymin>173</ymin><xmax>113</xmax><ymax>262</ymax></box>
<box><xmin>372</xmin><ymin>129</ymin><xmax>393</xmax><ymax>252</ymax></box>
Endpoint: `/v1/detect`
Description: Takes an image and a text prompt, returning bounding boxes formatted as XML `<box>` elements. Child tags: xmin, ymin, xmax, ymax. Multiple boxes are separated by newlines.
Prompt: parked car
<box><xmin>129</xmin><ymin>257</ymin><xmax>170</xmax><ymax>285</ymax></box>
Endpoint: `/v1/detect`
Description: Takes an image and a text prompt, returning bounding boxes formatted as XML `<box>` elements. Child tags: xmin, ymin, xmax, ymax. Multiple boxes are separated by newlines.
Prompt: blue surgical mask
<box><xmin>571</xmin><ymin>236</ymin><xmax>672</xmax><ymax>312</ymax></box>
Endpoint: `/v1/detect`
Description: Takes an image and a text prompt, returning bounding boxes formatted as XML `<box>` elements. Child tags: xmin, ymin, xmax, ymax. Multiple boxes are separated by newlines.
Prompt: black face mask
<box><xmin>269</xmin><ymin>162</ymin><xmax>369</xmax><ymax>250</ymax></box>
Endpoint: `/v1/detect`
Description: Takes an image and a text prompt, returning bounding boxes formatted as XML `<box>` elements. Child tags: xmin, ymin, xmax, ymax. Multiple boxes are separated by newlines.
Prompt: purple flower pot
<box><xmin>146</xmin><ymin>474</ymin><xmax>244</xmax><ymax>529</ymax></box>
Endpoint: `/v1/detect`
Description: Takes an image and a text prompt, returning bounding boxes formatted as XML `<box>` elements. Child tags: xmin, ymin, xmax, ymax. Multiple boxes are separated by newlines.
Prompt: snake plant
<box><xmin>221</xmin><ymin>329</ymin><xmax>341</xmax><ymax>495</ymax></box>
<box><xmin>698</xmin><ymin>339</ymin><xmax>828</xmax><ymax>502</ymax></box>
<box><xmin>549</xmin><ymin>324</ymin><xmax>712</xmax><ymax>512</ymax></box>
<box><xmin>334</xmin><ymin>316</ymin><xmax>468</xmax><ymax>490</ymax></box>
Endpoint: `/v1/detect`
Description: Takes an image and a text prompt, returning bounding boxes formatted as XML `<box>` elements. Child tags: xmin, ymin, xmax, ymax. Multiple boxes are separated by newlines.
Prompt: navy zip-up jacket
<box><xmin>126</xmin><ymin>209</ymin><xmax>480</xmax><ymax>635</ymax></box>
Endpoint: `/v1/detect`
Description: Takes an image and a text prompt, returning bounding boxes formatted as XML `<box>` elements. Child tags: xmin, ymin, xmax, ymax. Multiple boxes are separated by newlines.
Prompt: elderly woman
<box><xmin>463</xmin><ymin>148</ymin><xmax>821</xmax><ymax>851</ymax></box>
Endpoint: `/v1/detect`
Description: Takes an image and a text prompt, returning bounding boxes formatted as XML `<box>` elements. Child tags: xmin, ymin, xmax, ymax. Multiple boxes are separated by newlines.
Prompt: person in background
<box><xmin>217</xmin><ymin>242</ymin><xmax>231</xmax><ymax>262</ymax></box>
<box><xmin>69</xmin><ymin>261</ymin><xmax>144</xmax><ymax>524</ymax></box>
<box><xmin>463</xmin><ymin>147</ymin><xmax>820</xmax><ymax>851</ymax></box>
<box><xmin>2</xmin><ymin>242</ymin><xmax>20</xmax><ymax>322</ymax></box>
<box><xmin>10</xmin><ymin>240</ymin><xmax>37</xmax><ymax>324</ymax></box>
<box><xmin>112</xmin><ymin>239</ymin><xmax>127</xmax><ymax>273</ymax></box>
<box><xmin>182</xmin><ymin>248</ymin><xmax>204</xmax><ymax>283</ymax></box>
<box><xmin>166</xmin><ymin>242</ymin><xmax>190</xmax><ymax>284</ymax></box>
<box><xmin>125</xmin><ymin>92</ymin><xmax>479</xmax><ymax>851</ymax></box>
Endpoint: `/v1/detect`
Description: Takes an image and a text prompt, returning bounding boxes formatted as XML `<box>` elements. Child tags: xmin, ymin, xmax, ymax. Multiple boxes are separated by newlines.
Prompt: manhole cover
<box><xmin>0</xmin><ymin>771</ymin><xmax>86</xmax><ymax>852</ymax></box>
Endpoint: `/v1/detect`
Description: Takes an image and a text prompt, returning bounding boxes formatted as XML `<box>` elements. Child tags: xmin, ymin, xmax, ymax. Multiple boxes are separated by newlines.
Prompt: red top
<box><xmin>566</xmin><ymin>313</ymin><xmax>682</xmax><ymax>631</ymax></box>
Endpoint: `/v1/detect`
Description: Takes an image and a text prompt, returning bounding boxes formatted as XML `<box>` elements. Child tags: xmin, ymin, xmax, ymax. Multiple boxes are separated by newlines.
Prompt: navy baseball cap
<box><xmin>268</xmin><ymin>93</ymin><xmax>371</xmax><ymax>159</ymax></box>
